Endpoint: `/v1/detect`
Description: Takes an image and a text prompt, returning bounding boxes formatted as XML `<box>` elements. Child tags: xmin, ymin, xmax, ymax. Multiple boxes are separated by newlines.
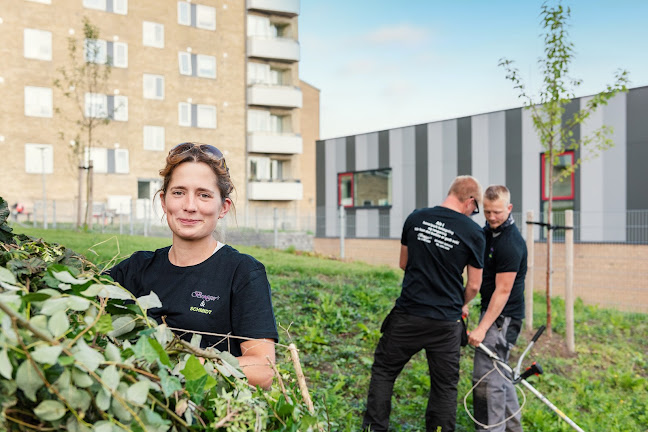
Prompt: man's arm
<box><xmin>462</xmin><ymin>265</ymin><xmax>483</xmax><ymax>317</ymax></box>
<box><xmin>399</xmin><ymin>245</ymin><xmax>408</xmax><ymax>271</ymax></box>
<box><xmin>468</xmin><ymin>272</ymin><xmax>516</xmax><ymax>347</ymax></box>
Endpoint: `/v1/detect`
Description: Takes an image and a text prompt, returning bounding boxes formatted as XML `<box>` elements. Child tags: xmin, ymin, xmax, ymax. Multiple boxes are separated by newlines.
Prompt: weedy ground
<box><xmin>15</xmin><ymin>227</ymin><xmax>648</xmax><ymax>431</ymax></box>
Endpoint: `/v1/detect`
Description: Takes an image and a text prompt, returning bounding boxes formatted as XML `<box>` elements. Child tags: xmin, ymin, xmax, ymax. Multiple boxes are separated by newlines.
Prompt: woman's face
<box><xmin>161</xmin><ymin>161</ymin><xmax>231</xmax><ymax>242</ymax></box>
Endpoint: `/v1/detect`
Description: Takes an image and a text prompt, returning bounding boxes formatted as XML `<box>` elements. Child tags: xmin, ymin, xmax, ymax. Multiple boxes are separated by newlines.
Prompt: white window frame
<box><xmin>247</xmin><ymin>109</ymin><xmax>270</xmax><ymax>133</ymax></box>
<box><xmin>115</xmin><ymin>149</ymin><xmax>129</xmax><ymax>173</ymax></box>
<box><xmin>24</xmin><ymin>86</ymin><xmax>53</xmax><ymax>118</ymax></box>
<box><xmin>196</xmin><ymin>104</ymin><xmax>217</xmax><ymax>129</ymax></box>
<box><xmin>196</xmin><ymin>4</ymin><xmax>216</xmax><ymax>30</ymax></box>
<box><xmin>247</xmin><ymin>15</ymin><xmax>271</xmax><ymax>38</ymax></box>
<box><xmin>25</xmin><ymin>144</ymin><xmax>53</xmax><ymax>174</ymax></box>
<box><xmin>85</xmin><ymin>39</ymin><xmax>107</xmax><ymax>64</ymax></box>
<box><xmin>247</xmin><ymin>62</ymin><xmax>270</xmax><ymax>85</ymax></box>
<box><xmin>178</xmin><ymin>102</ymin><xmax>191</xmax><ymax>126</ymax></box>
<box><xmin>143</xmin><ymin>126</ymin><xmax>165</xmax><ymax>151</ymax></box>
<box><xmin>83</xmin><ymin>0</ymin><xmax>106</xmax><ymax>11</ymax></box>
<box><xmin>196</xmin><ymin>54</ymin><xmax>216</xmax><ymax>79</ymax></box>
<box><xmin>85</xmin><ymin>147</ymin><xmax>108</xmax><ymax>173</ymax></box>
<box><xmin>24</xmin><ymin>28</ymin><xmax>52</xmax><ymax>61</ymax></box>
<box><xmin>113</xmin><ymin>42</ymin><xmax>128</xmax><ymax>68</ymax></box>
<box><xmin>143</xmin><ymin>21</ymin><xmax>164</xmax><ymax>48</ymax></box>
<box><xmin>177</xmin><ymin>1</ymin><xmax>191</xmax><ymax>26</ymax></box>
<box><xmin>249</xmin><ymin>156</ymin><xmax>271</xmax><ymax>180</ymax></box>
<box><xmin>113</xmin><ymin>95</ymin><xmax>128</xmax><ymax>121</ymax></box>
<box><xmin>178</xmin><ymin>52</ymin><xmax>192</xmax><ymax>75</ymax></box>
<box><xmin>25</xmin><ymin>0</ymin><xmax>52</xmax><ymax>4</ymax></box>
<box><xmin>113</xmin><ymin>0</ymin><xmax>127</xmax><ymax>15</ymax></box>
<box><xmin>84</xmin><ymin>93</ymin><xmax>108</xmax><ymax>118</ymax></box>
<box><xmin>143</xmin><ymin>74</ymin><xmax>164</xmax><ymax>100</ymax></box>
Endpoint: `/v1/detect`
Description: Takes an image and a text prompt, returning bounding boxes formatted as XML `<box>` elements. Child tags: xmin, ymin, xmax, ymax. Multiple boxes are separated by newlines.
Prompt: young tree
<box><xmin>499</xmin><ymin>2</ymin><xmax>629</xmax><ymax>336</ymax></box>
<box><xmin>54</xmin><ymin>17</ymin><xmax>113</xmax><ymax>230</ymax></box>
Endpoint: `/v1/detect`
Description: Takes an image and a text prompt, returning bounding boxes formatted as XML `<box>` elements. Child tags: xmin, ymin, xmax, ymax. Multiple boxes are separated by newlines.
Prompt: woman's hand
<box><xmin>237</xmin><ymin>338</ymin><xmax>276</xmax><ymax>389</ymax></box>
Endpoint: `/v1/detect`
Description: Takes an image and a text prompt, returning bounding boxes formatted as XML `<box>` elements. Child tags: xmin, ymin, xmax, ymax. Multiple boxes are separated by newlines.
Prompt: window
<box><xmin>249</xmin><ymin>156</ymin><xmax>289</xmax><ymax>181</ymax></box>
<box><xmin>195</xmin><ymin>4</ymin><xmax>216</xmax><ymax>30</ymax></box>
<box><xmin>178</xmin><ymin>102</ymin><xmax>191</xmax><ymax>126</ymax></box>
<box><xmin>84</xmin><ymin>39</ymin><xmax>107</xmax><ymax>64</ymax></box>
<box><xmin>337</xmin><ymin>169</ymin><xmax>392</xmax><ymax>208</ymax></box>
<box><xmin>247</xmin><ymin>109</ymin><xmax>287</xmax><ymax>133</ymax></box>
<box><xmin>178</xmin><ymin>2</ymin><xmax>216</xmax><ymax>30</ymax></box>
<box><xmin>24</xmin><ymin>144</ymin><xmax>53</xmax><ymax>174</ymax></box>
<box><xmin>196</xmin><ymin>54</ymin><xmax>216</xmax><ymax>78</ymax></box>
<box><xmin>196</xmin><ymin>104</ymin><xmax>216</xmax><ymax>129</ymax></box>
<box><xmin>143</xmin><ymin>21</ymin><xmax>164</xmax><ymax>48</ymax></box>
<box><xmin>85</xmin><ymin>39</ymin><xmax>128</xmax><ymax>67</ymax></box>
<box><xmin>84</xmin><ymin>147</ymin><xmax>129</xmax><ymax>173</ymax></box>
<box><xmin>541</xmin><ymin>151</ymin><xmax>575</xmax><ymax>201</ymax></box>
<box><xmin>113</xmin><ymin>42</ymin><xmax>128</xmax><ymax>68</ymax></box>
<box><xmin>178</xmin><ymin>52</ymin><xmax>192</xmax><ymax>75</ymax></box>
<box><xmin>248</xmin><ymin>62</ymin><xmax>270</xmax><ymax>85</ymax></box>
<box><xmin>179</xmin><ymin>52</ymin><xmax>216</xmax><ymax>78</ymax></box>
<box><xmin>84</xmin><ymin>93</ymin><xmax>128</xmax><ymax>121</ymax></box>
<box><xmin>83</xmin><ymin>0</ymin><xmax>127</xmax><ymax>14</ymax></box>
<box><xmin>24</xmin><ymin>86</ymin><xmax>53</xmax><ymax>117</ymax></box>
<box><xmin>178</xmin><ymin>103</ymin><xmax>217</xmax><ymax>129</ymax></box>
<box><xmin>143</xmin><ymin>126</ymin><xmax>165</xmax><ymax>151</ymax></box>
<box><xmin>25</xmin><ymin>0</ymin><xmax>51</xmax><ymax>4</ymax></box>
<box><xmin>143</xmin><ymin>74</ymin><xmax>164</xmax><ymax>100</ymax></box>
<box><xmin>247</xmin><ymin>15</ymin><xmax>271</xmax><ymax>38</ymax></box>
<box><xmin>24</xmin><ymin>29</ymin><xmax>52</xmax><ymax>61</ymax></box>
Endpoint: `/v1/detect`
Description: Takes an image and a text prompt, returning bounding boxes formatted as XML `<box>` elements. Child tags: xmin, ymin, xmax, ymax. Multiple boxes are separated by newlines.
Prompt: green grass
<box><xmin>12</xmin><ymin>226</ymin><xmax>648</xmax><ymax>431</ymax></box>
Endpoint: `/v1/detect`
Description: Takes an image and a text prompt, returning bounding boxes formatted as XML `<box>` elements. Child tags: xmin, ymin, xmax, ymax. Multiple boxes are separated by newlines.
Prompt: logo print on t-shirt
<box><xmin>190</xmin><ymin>291</ymin><xmax>220</xmax><ymax>315</ymax></box>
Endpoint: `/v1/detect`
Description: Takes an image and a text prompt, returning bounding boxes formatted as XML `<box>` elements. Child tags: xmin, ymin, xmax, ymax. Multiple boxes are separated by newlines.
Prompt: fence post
<box><xmin>525</xmin><ymin>210</ymin><xmax>534</xmax><ymax>331</ymax></box>
<box><xmin>565</xmin><ymin>210</ymin><xmax>575</xmax><ymax>354</ymax></box>
<box><xmin>33</xmin><ymin>204</ymin><xmax>38</xmax><ymax>228</ymax></box>
<box><xmin>144</xmin><ymin>199</ymin><xmax>149</xmax><ymax>237</ymax></box>
<box><xmin>52</xmin><ymin>200</ymin><xmax>57</xmax><ymax>229</ymax></box>
<box><xmin>273</xmin><ymin>208</ymin><xmax>279</xmax><ymax>249</ymax></box>
<box><xmin>339</xmin><ymin>205</ymin><xmax>345</xmax><ymax>259</ymax></box>
<box><xmin>129</xmin><ymin>199</ymin><xmax>134</xmax><ymax>236</ymax></box>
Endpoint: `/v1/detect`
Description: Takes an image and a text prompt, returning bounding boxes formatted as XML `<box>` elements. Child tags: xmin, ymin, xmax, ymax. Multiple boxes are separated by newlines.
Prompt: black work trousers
<box><xmin>362</xmin><ymin>309</ymin><xmax>463</xmax><ymax>432</ymax></box>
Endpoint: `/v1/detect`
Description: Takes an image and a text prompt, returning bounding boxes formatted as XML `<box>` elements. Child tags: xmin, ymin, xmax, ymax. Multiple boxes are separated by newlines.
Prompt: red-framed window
<box><xmin>541</xmin><ymin>151</ymin><xmax>575</xmax><ymax>201</ymax></box>
<box><xmin>338</xmin><ymin>172</ymin><xmax>354</xmax><ymax>207</ymax></box>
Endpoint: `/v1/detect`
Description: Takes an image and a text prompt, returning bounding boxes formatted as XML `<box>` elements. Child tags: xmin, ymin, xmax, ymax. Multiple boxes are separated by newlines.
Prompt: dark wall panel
<box><xmin>563</xmin><ymin>99</ymin><xmax>581</xmax><ymax>214</ymax></box>
<box><xmin>316</xmin><ymin>140</ymin><xmax>326</xmax><ymax>237</ymax></box>
<box><xmin>378</xmin><ymin>130</ymin><xmax>389</xmax><ymax>168</ymax></box>
<box><xmin>415</xmin><ymin>124</ymin><xmax>428</xmax><ymax>208</ymax></box>
<box><xmin>346</xmin><ymin>136</ymin><xmax>356</xmax><ymax>172</ymax></box>
<box><xmin>505</xmin><ymin>108</ymin><xmax>523</xmax><ymax>210</ymax></box>
<box><xmin>627</xmin><ymin>87</ymin><xmax>648</xmax><ymax>210</ymax></box>
<box><xmin>457</xmin><ymin>117</ymin><xmax>472</xmax><ymax>175</ymax></box>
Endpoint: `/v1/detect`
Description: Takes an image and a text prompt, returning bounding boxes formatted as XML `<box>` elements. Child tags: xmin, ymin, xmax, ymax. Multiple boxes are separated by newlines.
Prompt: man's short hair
<box><xmin>484</xmin><ymin>185</ymin><xmax>511</xmax><ymax>205</ymax></box>
<box><xmin>448</xmin><ymin>175</ymin><xmax>483</xmax><ymax>204</ymax></box>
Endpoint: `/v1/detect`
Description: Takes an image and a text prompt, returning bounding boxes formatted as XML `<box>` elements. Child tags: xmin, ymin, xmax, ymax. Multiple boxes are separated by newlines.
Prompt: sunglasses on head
<box><xmin>470</xmin><ymin>196</ymin><xmax>480</xmax><ymax>215</ymax></box>
<box><xmin>169</xmin><ymin>142</ymin><xmax>227</xmax><ymax>171</ymax></box>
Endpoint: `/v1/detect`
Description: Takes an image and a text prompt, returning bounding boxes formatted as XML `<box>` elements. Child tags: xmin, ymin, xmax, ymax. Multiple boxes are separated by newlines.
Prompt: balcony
<box><xmin>248</xmin><ymin>84</ymin><xmax>302</xmax><ymax>108</ymax></box>
<box><xmin>248</xmin><ymin>132</ymin><xmax>303</xmax><ymax>154</ymax></box>
<box><xmin>248</xmin><ymin>180</ymin><xmax>303</xmax><ymax>200</ymax></box>
<box><xmin>247</xmin><ymin>0</ymin><xmax>299</xmax><ymax>16</ymax></box>
<box><xmin>247</xmin><ymin>37</ymin><xmax>300</xmax><ymax>62</ymax></box>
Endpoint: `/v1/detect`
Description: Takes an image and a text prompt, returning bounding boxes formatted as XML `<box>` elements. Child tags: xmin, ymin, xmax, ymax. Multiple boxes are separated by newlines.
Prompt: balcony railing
<box><xmin>248</xmin><ymin>180</ymin><xmax>303</xmax><ymax>201</ymax></box>
<box><xmin>247</xmin><ymin>84</ymin><xmax>302</xmax><ymax>108</ymax></box>
<box><xmin>247</xmin><ymin>36</ymin><xmax>300</xmax><ymax>62</ymax></box>
<box><xmin>248</xmin><ymin>132</ymin><xmax>303</xmax><ymax>154</ymax></box>
<box><xmin>247</xmin><ymin>0</ymin><xmax>299</xmax><ymax>16</ymax></box>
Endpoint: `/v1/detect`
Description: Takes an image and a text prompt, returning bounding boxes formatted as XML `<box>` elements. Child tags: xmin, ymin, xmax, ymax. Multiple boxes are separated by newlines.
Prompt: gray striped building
<box><xmin>316</xmin><ymin>85</ymin><xmax>648</xmax><ymax>243</ymax></box>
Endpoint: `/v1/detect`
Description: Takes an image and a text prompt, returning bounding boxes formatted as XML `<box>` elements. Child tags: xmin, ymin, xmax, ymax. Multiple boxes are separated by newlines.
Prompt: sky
<box><xmin>298</xmin><ymin>1</ymin><xmax>648</xmax><ymax>140</ymax></box>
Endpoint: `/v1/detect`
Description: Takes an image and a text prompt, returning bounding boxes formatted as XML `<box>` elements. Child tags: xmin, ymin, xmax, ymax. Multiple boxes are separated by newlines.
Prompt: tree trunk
<box><xmin>84</xmin><ymin>161</ymin><xmax>94</xmax><ymax>229</ymax></box>
<box><xmin>546</xmin><ymin>142</ymin><xmax>554</xmax><ymax>337</ymax></box>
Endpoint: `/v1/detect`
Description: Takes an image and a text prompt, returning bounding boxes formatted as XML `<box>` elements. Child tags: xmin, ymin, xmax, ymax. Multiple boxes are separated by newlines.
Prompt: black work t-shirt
<box><xmin>108</xmin><ymin>245</ymin><xmax>278</xmax><ymax>356</ymax></box>
<box><xmin>396</xmin><ymin>206</ymin><xmax>485</xmax><ymax>321</ymax></box>
<box><xmin>480</xmin><ymin>223</ymin><xmax>527</xmax><ymax>319</ymax></box>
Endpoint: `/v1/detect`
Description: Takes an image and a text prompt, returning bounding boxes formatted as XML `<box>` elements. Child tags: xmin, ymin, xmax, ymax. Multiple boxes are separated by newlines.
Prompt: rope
<box><xmin>463</xmin><ymin>356</ymin><xmax>527</xmax><ymax>430</ymax></box>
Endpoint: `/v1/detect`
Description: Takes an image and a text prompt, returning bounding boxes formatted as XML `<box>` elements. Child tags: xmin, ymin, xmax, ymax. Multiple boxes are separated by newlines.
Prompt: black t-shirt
<box><xmin>480</xmin><ymin>223</ymin><xmax>527</xmax><ymax>319</ymax></box>
<box><xmin>108</xmin><ymin>245</ymin><xmax>278</xmax><ymax>357</ymax></box>
<box><xmin>395</xmin><ymin>206</ymin><xmax>485</xmax><ymax>321</ymax></box>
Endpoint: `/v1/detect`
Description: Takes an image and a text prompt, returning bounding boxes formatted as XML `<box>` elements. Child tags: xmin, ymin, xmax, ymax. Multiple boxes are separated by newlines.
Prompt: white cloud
<box><xmin>363</xmin><ymin>23</ymin><xmax>431</xmax><ymax>46</ymax></box>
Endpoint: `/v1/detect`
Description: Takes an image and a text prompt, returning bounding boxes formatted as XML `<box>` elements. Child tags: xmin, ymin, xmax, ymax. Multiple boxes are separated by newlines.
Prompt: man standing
<box><xmin>468</xmin><ymin>185</ymin><xmax>527</xmax><ymax>432</ymax></box>
<box><xmin>363</xmin><ymin>175</ymin><xmax>486</xmax><ymax>432</ymax></box>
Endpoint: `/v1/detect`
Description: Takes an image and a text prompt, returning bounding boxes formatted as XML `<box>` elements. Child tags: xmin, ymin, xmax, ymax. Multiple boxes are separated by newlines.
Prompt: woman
<box><xmin>109</xmin><ymin>142</ymin><xmax>278</xmax><ymax>389</ymax></box>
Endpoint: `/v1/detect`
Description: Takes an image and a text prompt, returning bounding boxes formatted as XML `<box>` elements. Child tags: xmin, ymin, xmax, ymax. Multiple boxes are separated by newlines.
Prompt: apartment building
<box><xmin>0</xmin><ymin>0</ymin><xmax>318</xmax><ymax>230</ymax></box>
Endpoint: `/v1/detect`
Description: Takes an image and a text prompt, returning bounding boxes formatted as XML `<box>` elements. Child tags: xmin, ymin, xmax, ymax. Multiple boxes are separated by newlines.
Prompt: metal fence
<box><xmin>11</xmin><ymin>199</ymin><xmax>316</xmax><ymax>250</ymax></box>
<box><xmin>318</xmin><ymin>207</ymin><xmax>648</xmax><ymax>245</ymax></box>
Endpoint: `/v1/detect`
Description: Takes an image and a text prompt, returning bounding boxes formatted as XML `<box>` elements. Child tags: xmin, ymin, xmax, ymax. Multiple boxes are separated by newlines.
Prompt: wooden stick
<box><xmin>288</xmin><ymin>343</ymin><xmax>314</xmax><ymax>415</ymax></box>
